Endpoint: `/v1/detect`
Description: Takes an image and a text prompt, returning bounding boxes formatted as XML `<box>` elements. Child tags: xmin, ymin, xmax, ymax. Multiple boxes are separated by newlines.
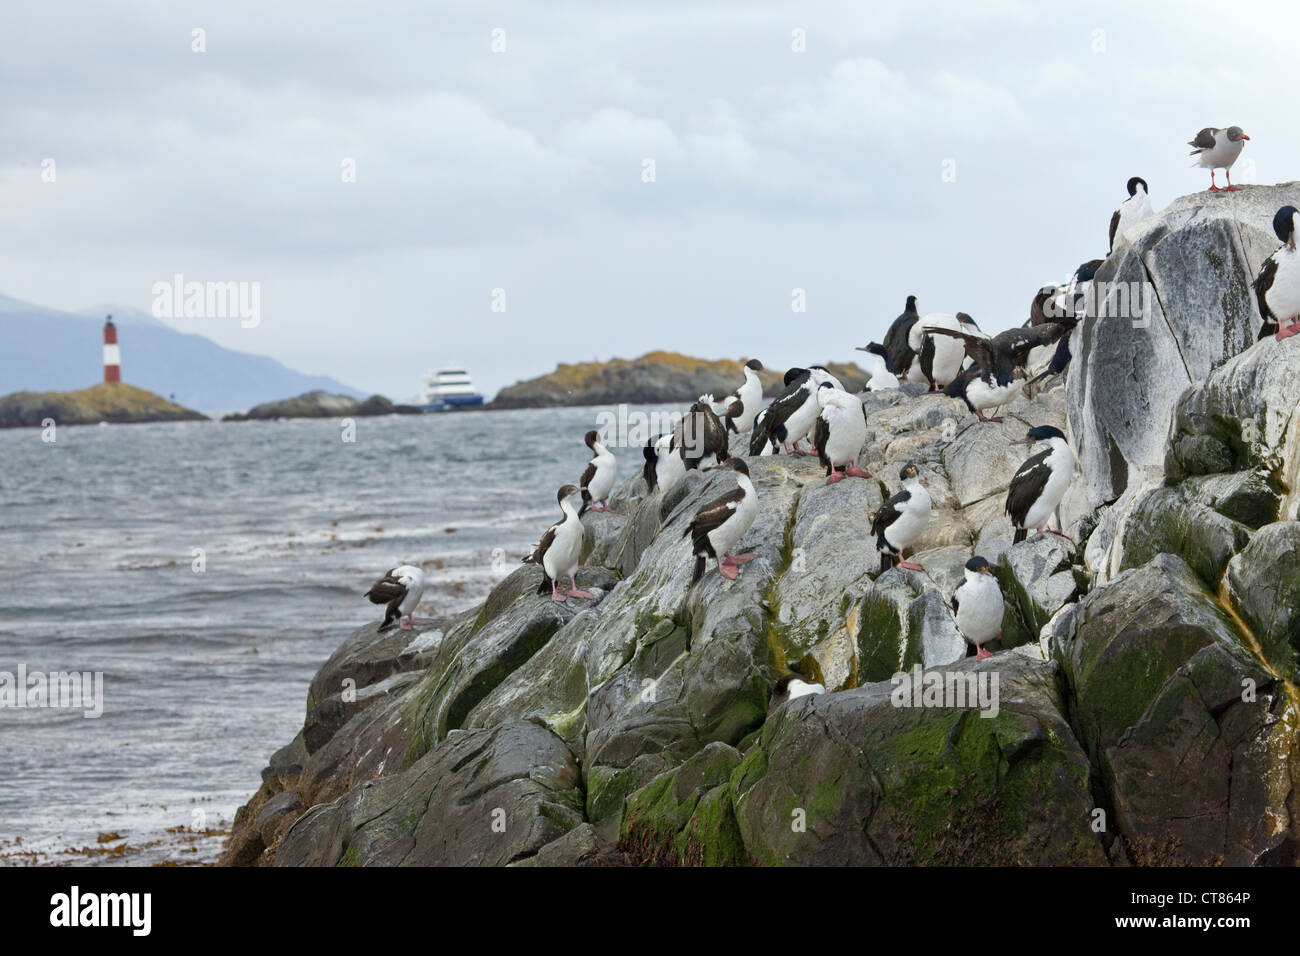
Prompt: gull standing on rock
<box><xmin>813</xmin><ymin>382</ymin><xmax>871</xmax><ymax>484</ymax></box>
<box><xmin>1109</xmin><ymin>176</ymin><xmax>1154</xmax><ymax>252</ymax></box>
<box><xmin>685</xmin><ymin>457</ymin><xmax>759</xmax><ymax>583</ymax></box>
<box><xmin>1255</xmin><ymin>205</ymin><xmax>1300</xmax><ymax>342</ymax></box>
<box><xmin>365</xmin><ymin>565</ymin><xmax>430</xmax><ymax>631</ymax></box>
<box><xmin>1188</xmin><ymin>126</ymin><xmax>1250</xmax><ymax>191</ymax></box>
<box><xmin>1006</xmin><ymin>426</ymin><xmax>1076</xmax><ymax>544</ymax></box>
<box><xmin>871</xmin><ymin>462</ymin><xmax>932</xmax><ymax>573</ymax></box>
<box><xmin>524</xmin><ymin>484</ymin><xmax>592</xmax><ymax>602</ymax></box>
<box><xmin>952</xmin><ymin>556</ymin><xmax>1003</xmax><ymax>661</ymax></box>
<box><xmin>579</xmin><ymin>429</ymin><xmax>617</xmax><ymax>515</ymax></box>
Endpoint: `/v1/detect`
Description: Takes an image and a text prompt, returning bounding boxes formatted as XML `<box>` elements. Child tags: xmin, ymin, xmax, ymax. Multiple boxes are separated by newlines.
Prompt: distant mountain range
<box><xmin>0</xmin><ymin>294</ymin><xmax>365</xmax><ymax>413</ymax></box>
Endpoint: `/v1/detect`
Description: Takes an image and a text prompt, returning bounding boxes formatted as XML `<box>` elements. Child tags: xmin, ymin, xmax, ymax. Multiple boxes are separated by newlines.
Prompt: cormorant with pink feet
<box><xmin>1255</xmin><ymin>205</ymin><xmax>1300</xmax><ymax>342</ymax></box>
<box><xmin>686</xmin><ymin>457</ymin><xmax>758</xmax><ymax>583</ymax></box>
<box><xmin>952</xmin><ymin>556</ymin><xmax>1003</xmax><ymax>661</ymax></box>
<box><xmin>525</xmin><ymin>484</ymin><xmax>592</xmax><ymax>602</ymax></box>
<box><xmin>365</xmin><ymin>565</ymin><xmax>430</xmax><ymax>631</ymax></box>
<box><xmin>1006</xmin><ymin>426</ymin><xmax>1076</xmax><ymax>544</ymax></box>
<box><xmin>579</xmin><ymin>430</ymin><xmax>617</xmax><ymax>515</ymax></box>
<box><xmin>812</xmin><ymin>381</ymin><xmax>870</xmax><ymax>484</ymax></box>
<box><xmin>871</xmin><ymin>462</ymin><xmax>931</xmax><ymax>573</ymax></box>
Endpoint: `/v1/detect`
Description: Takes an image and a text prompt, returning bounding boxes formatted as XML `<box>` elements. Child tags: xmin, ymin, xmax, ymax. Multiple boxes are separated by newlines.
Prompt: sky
<box><xmin>2</xmin><ymin>0</ymin><xmax>1296</xmax><ymax>399</ymax></box>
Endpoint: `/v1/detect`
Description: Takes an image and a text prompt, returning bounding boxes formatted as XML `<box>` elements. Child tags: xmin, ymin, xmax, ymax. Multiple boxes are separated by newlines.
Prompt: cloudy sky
<box><xmin>2</xmin><ymin>1</ymin><xmax>1295</xmax><ymax>398</ymax></box>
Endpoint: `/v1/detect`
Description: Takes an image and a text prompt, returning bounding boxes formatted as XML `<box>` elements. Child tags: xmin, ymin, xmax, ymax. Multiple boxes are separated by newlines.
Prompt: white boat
<box><xmin>418</xmin><ymin>366</ymin><xmax>484</xmax><ymax>411</ymax></box>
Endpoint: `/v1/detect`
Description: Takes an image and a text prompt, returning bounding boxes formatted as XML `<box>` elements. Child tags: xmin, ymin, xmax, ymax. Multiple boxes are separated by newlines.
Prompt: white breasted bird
<box><xmin>1109</xmin><ymin>176</ymin><xmax>1154</xmax><ymax>253</ymax></box>
<box><xmin>685</xmin><ymin>457</ymin><xmax>759</xmax><ymax>583</ymax></box>
<box><xmin>524</xmin><ymin>484</ymin><xmax>592</xmax><ymax>602</ymax></box>
<box><xmin>871</xmin><ymin>461</ymin><xmax>932</xmax><ymax>573</ymax></box>
<box><xmin>812</xmin><ymin>381</ymin><xmax>871</xmax><ymax>484</ymax></box>
<box><xmin>1006</xmin><ymin>425</ymin><xmax>1076</xmax><ymax>544</ymax></box>
<box><xmin>579</xmin><ymin>429</ymin><xmax>617</xmax><ymax>515</ymax></box>
<box><xmin>1188</xmin><ymin>126</ymin><xmax>1249</xmax><ymax>191</ymax></box>
<box><xmin>365</xmin><ymin>564</ymin><xmax>430</xmax><ymax>631</ymax></box>
<box><xmin>952</xmin><ymin>555</ymin><xmax>1003</xmax><ymax>660</ymax></box>
<box><xmin>643</xmin><ymin>432</ymin><xmax>686</xmax><ymax>494</ymax></box>
<box><xmin>1255</xmin><ymin>206</ymin><xmax>1300</xmax><ymax>342</ymax></box>
<box><xmin>703</xmin><ymin>358</ymin><xmax>765</xmax><ymax>434</ymax></box>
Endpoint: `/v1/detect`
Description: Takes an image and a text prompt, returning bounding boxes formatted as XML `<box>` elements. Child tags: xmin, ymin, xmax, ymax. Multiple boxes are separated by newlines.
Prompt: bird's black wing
<box><xmin>945</xmin><ymin>364</ymin><xmax>982</xmax><ymax>409</ymax></box>
<box><xmin>1109</xmin><ymin>209</ymin><xmax>1121</xmax><ymax>253</ymax></box>
<box><xmin>1188</xmin><ymin>127</ymin><xmax>1217</xmax><ymax>153</ymax></box>
<box><xmin>1006</xmin><ymin>449</ymin><xmax>1052</xmax><ymax>526</ymax></box>
<box><xmin>750</xmin><ymin>381</ymin><xmax>810</xmax><ymax>453</ymax></box>
<box><xmin>926</xmin><ymin>326</ymin><xmax>995</xmax><ymax>371</ymax></box>
<box><xmin>642</xmin><ymin>440</ymin><xmax>659</xmax><ymax>490</ymax></box>
<box><xmin>724</xmin><ymin>398</ymin><xmax>744</xmax><ymax>433</ymax></box>
<box><xmin>1255</xmin><ymin>255</ymin><xmax>1280</xmax><ymax>340</ymax></box>
<box><xmin>997</xmin><ymin>323</ymin><xmax>1069</xmax><ymax>366</ymax></box>
<box><xmin>882</xmin><ymin>313</ymin><xmax>919</xmax><ymax>375</ymax></box>
<box><xmin>814</xmin><ymin>414</ymin><xmax>831</xmax><ymax>472</ymax></box>
<box><xmin>951</xmin><ymin>587</ymin><xmax>961</xmax><ymax>614</ymax></box>
<box><xmin>365</xmin><ymin>571</ymin><xmax>406</xmax><ymax>605</ymax></box>
<box><xmin>524</xmin><ymin>523</ymin><xmax>559</xmax><ymax>565</ymax></box>
<box><xmin>686</xmin><ymin>486</ymin><xmax>746</xmax><ymax>546</ymax></box>
<box><xmin>579</xmin><ymin>461</ymin><xmax>597</xmax><ymax>491</ymax></box>
<box><xmin>870</xmin><ymin>489</ymin><xmax>910</xmax><ymax>540</ymax></box>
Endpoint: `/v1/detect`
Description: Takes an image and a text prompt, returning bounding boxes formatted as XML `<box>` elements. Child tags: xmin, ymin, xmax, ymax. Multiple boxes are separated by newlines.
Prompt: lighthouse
<box><xmin>103</xmin><ymin>316</ymin><xmax>121</xmax><ymax>383</ymax></box>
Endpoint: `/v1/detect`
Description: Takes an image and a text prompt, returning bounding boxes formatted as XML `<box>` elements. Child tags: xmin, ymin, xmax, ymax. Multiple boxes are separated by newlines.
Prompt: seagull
<box><xmin>1255</xmin><ymin>205</ymin><xmax>1300</xmax><ymax>342</ymax></box>
<box><xmin>524</xmin><ymin>484</ymin><xmax>592</xmax><ymax>602</ymax></box>
<box><xmin>685</xmin><ymin>457</ymin><xmax>759</xmax><ymax>583</ymax></box>
<box><xmin>579</xmin><ymin>429</ymin><xmax>617</xmax><ymax>515</ymax></box>
<box><xmin>1109</xmin><ymin>177</ymin><xmax>1154</xmax><ymax>253</ymax></box>
<box><xmin>926</xmin><ymin>322</ymin><xmax>1069</xmax><ymax>422</ymax></box>
<box><xmin>1006</xmin><ymin>426</ymin><xmax>1076</xmax><ymax>544</ymax></box>
<box><xmin>768</xmin><ymin>673</ymin><xmax>825</xmax><ymax>714</ymax></box>
<box><xmin>952</xmin><ymin>556</ymin><xmax>1003</xmax><ymax>661</ymax></box>
<box><xmin>365</xmin><ymin>565</ymin><xmax>430</xmax><ymax>631</ymax></box>
<box><xmin>812</xmin><ymin>381</ymin><xmax>871</xmax><ymax>484</ymax></box>
<box><xmin>1188</xmin><ymin>126</ymin><xmax>1250</xmax><ymax>191</ymax></box>
<box><xmin>870</xmin><ymin>461</ymin><xmax>932</xmax><ymax>573</ymax></box>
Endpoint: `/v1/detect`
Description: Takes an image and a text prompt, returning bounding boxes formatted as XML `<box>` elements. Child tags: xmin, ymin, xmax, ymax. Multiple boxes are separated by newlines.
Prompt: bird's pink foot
<box><xmin>844</xmin><ymin>462</ymin><xmax>871</xmax><ymax>478</ymax></box>
<box><xmin>730</xmin><ymin>552</ymin><xmax>758</xmax><ymax>565</ymax></box>
<box><xmin>898</xmin><ymin>559</ymin><xmax>924</xmax><ymax>571</ymax></box>
<box><xmin>826</xmin><ymin>472</ymin><xmax>845</xmax><ymax>485</ymax></box>
<box><xmin>718</xmin><ymin>562</ymin><xmax>740</xmax><ymax>580</ymax></box>
<box><xmin>976</xmin><ymin>645</ymin><xmax>993</xmax><ymax>661</ymax></box>
<box><xmin>399</xmin><ymin>621</ymin><xmax>414</xmax><ymax>630</ymax></box>
<box><xmin>567</xmin><ymin>588</ymin><xmax>594</xmax><ymax>599</ymax></box>
<box><xmin>551</xmin><ymin>586</ymin><xmax>569</xmax><ymax>602</ymax></box>
<box><xmin>407</xmin><ymin>617</ymin><xmax>433</xmax><ymax>626</ymax></box>
<box><xmin>1277</xmin><ymin>323</ymin><xmax>1300</xmax><ymax>341</ymax></box>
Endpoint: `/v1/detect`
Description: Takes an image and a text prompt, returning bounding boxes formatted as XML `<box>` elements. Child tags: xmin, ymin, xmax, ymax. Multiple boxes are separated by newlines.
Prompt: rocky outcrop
<box><xmin>222</xmin><ymin>390</ymin><xmax>421</xmax><ymax>421</ymax></box>
<box><xmin>224</xmin><ymin>188</ymin><xmax>1300</xmax><ymax>867</ymax></box>
<box><xmin>491</xmin><ymin>350</ymin><xmax>870</xmax><ymax>408</ymax></box>
<box><xmin>0</xmin><ymin>382</ymin><xmax>208</xmax><ymax>428</ymax></box>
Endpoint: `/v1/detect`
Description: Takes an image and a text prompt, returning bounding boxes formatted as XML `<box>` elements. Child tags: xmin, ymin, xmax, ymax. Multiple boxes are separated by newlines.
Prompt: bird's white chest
<box><xmin>783</xmin><ymin>392</ymin><xmax>820</xmax><ymax>440</ymax></box>
<box><xmin>1267</xmin><ymin>249</ymin><xmax>1300</xmax><ymax>320</ymax></box>
<box><xmin>822</xmin><ymin>403</ymin><xmax>867</xmax><ymax>462</ymax></box>
<box><xmin>885</xmin><ymin>484</ymin><xmax>931</xmax><ymax>549</ymax></box>
<box><xmin>966</xmin><ymin>375</ymin><xmax>1024</xmax><ymax>410</ymax></box>
<box><xmin>709</xmin><ymin>483</ymin><xmax>757</xmax><ymax>553</ymax></box>
<box><xmin>544</xmin><ymin>515</ymin><xmax>583</xmax><ymax>578</ymax></box>
<box><xmin>657</xmin><ymin>447</ymin><xmax>686</xmax><ymax>492</ymax></box>
<box><xmin>589</xmin><ymin>451</ymin><xmax>616</xmax><ymax>495</ymax></box>
<box><xmin>1201</xmin><ymin>136</ymin><xmax>1245</xmax><ymax>169</ymax></box>
<box><xmin>955</xmin><ymin>575</ymin><xmax>1002</xmax><ymax>642</ymax></box>
<box><xmin>1024</xmin><ymin>446</ymin><xmax>1075</xmax><ymax>528</ymax></box>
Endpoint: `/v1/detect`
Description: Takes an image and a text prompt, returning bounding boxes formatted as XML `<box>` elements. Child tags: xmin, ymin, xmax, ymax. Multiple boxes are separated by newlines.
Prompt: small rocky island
<box><xmin>224</xmin><ymin>186</ymin><xmax>1300</xmax><ymax>867</ymax></box>
<box><xmin>0</xmin><ymin>383</ymin><xmax>207</xmax><ymax>428</ymax></box>
<box><xmin>222</xmin><ymin>390</ymin><xmax>422</xmax><ymax>421</ymax></box>
<box><xmin>491</xmin><ymin>350</ymin><xmax>870</xmax><ymax>408</ymax></box>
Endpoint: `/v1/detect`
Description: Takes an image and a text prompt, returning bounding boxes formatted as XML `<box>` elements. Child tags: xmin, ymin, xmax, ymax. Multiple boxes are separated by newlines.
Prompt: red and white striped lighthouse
<box><xmin>103</xmin><ymin>315</ymin><xmax>121</xmax><ymax>383</ymax></box>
